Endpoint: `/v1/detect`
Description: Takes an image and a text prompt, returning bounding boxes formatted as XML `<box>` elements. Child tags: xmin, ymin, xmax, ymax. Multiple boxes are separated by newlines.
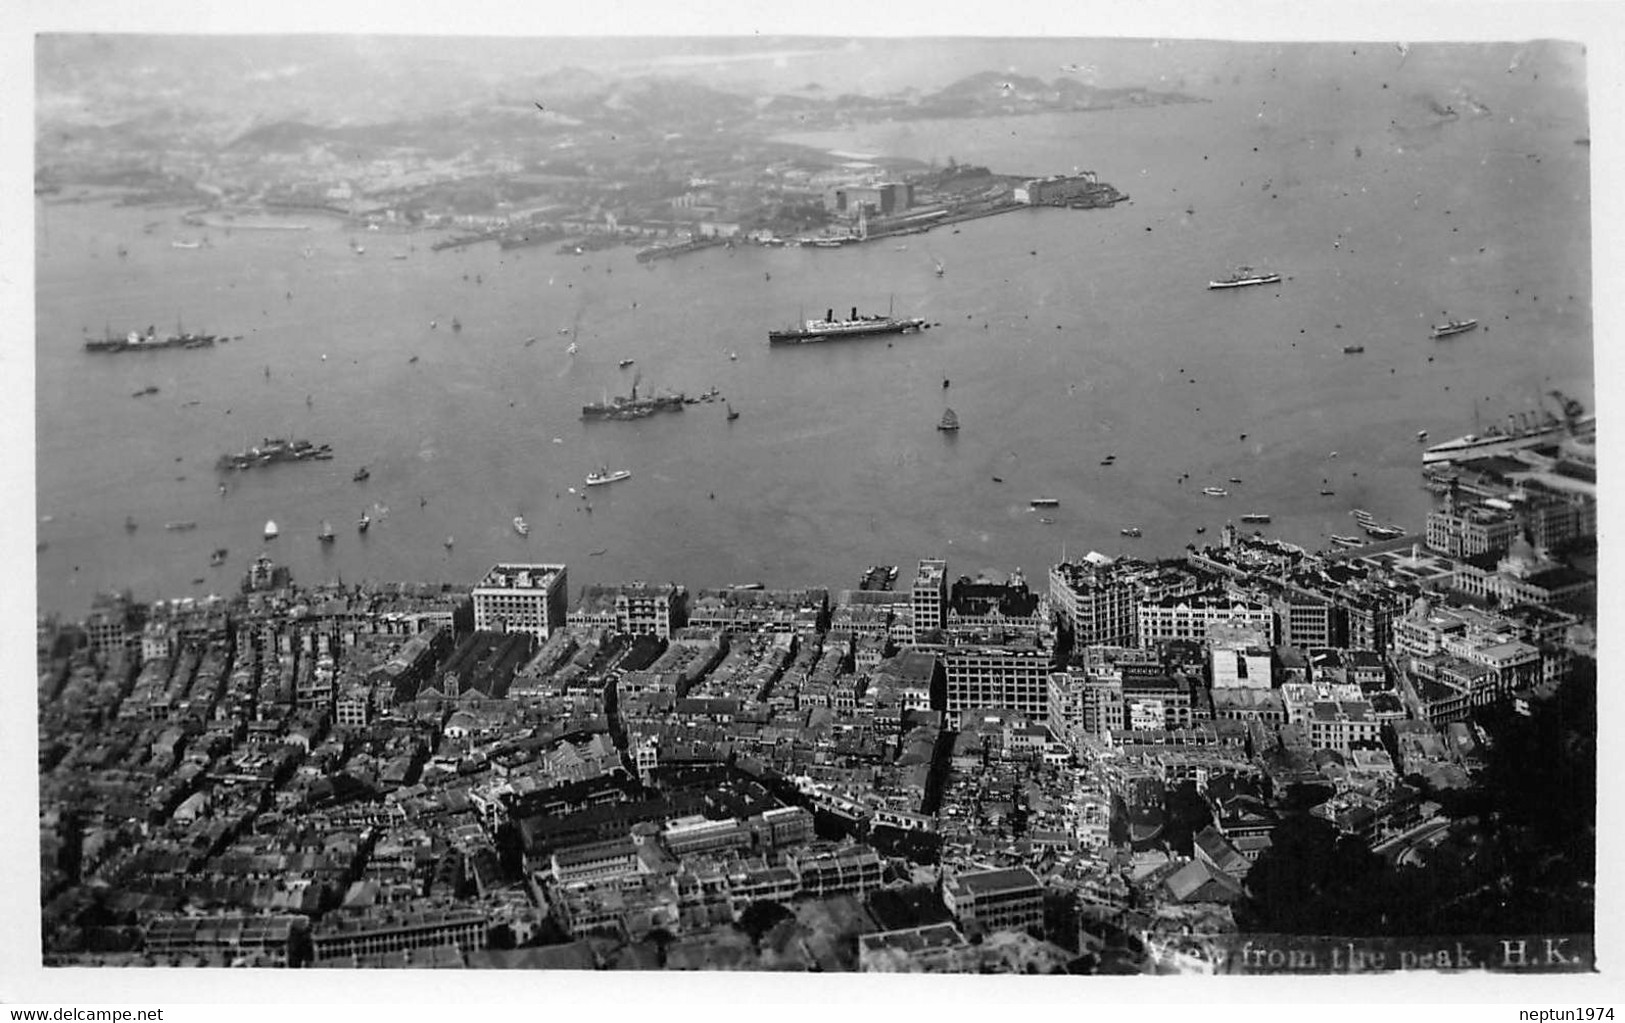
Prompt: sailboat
<box><xmin>318</xmin><ymin>520</ymin><xmax>336</xmax><ymax>543</ymax></box>
<box><xmin>264</xmin><ymin>519</ymin><xmax>279</xmax><ymax>540</ymax></box>
<box><xmin>934</xmin><ymin>259</ymin><xmax>945</xmax><ymax>278</ymax></box>
<box><xmin>938</xmin><ymin>408</ymin><xmax>960</xmax><ymax>432</ymax></box>
<box><xmin>726</xmin><ymin>402</ymin><xmax>740</xmax><ymax>421</ymax></box>
<box><xmin>444</xmin><ymin>535</ymin><xmax>455</xmax><ymax>549</ymax></box>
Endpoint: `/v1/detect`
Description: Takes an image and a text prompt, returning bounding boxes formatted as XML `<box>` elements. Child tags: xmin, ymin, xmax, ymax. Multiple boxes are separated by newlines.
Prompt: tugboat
<box><xmin>209</xmin><ymin>548</ymin><xmax>229</xmax><ymax>567</ymax></box>
<box><xmin>1202</xmin><ymin>486</ymin><xmax>1230</xmax><ymax>497</ymax></box>
<box><xmin>353</xmin><ymin>466</ymin><xmax>370</xmax><ymax>482</ymax></box>
<box><xmin>937</xmin><ymin>408</ymin><xmax>960</xmax><ymax>432</ymax></box>
<box><xmin>357</xmin><ymin>511</ymin><xmax>371</xmax><ymax>533</ymax></box>
<box><xmin>1429</xmin><ymin>318</ymin><xmax>1478</xmax><ymax>339</ymax></box>
<box><xmin>1120</xmin><ymin>527</ymin><xmax>1143</xmax><ymax>538</ymax></box>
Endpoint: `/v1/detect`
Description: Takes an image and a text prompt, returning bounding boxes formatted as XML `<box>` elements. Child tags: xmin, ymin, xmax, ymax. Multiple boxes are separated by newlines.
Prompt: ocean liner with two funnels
<box><xmin>768</xmin><ymin>305</ymin><xmax>928</xmax><ymax>344</ymax></box>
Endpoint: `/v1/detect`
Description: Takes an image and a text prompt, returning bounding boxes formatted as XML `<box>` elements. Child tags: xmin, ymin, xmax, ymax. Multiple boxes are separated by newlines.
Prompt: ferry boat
<box><xmin>1202</xmin><ymin>486</ymin><xmax>1230</xmax><ymax>497</ymax></box>
<box><xmin>1363</xmin><ymin>523</ymin><xmax>1405</xmax><ymax>540</ymax></box>
<box><xmin>1030</xmin><ymin>497</ymin><xmax>1061</xmax><ymax>508</ymax></box>
<box><xmin>264</xmin><ymin>520</ymin><xmax>279</xmax><ymax>541</ymax></box>
<box><xmin>1330</xmin><ymin>534</ymin><xmax>1367</xmax><ymax>549</ymax></box>
<box><xmin>937</xmin><ymin>408</ymin><xmax>960</xmax><ymax>432</ymax></box>
<box><xmin>513</xmin><ymin>516</ymin><xmax>530</xmax><ymax>536</ymax></box>
<box><xmin>1429</xmin><ymin>318</ymin><xmax>1479</xmax><ymax>339</ymax></box>
<box><xmin>585</xmin><ymin>467</ymin><xmax>632</xmax><ymax>487</ymax></box>
<box><xmin>1343</xmin><ymin>344</ymin><xmax>1365</xmax><ymax>354</ymax></box>
<box><xmin>768</xmin><ymin>305</ymin><xmax>928</xmax><ymax>344</ymax></box>
<box><xmin>164</xmin><ymin>521</ymin><xmax>197</xmax><ymax>532</ymax></box>
<box><xmin>1207</xmin><ymin>266</ymin><xmax>1282</xmax><ymax>290</ymax></box>
<box><xmin>1240</xmin><ymin>513</ymin><xmax>1271</xmax><ymax>524</ymax></box>
<box><xmin>1120</xmin><ymin>527</ymin><xmax>1143</xmax><ymax>538</ymax></box>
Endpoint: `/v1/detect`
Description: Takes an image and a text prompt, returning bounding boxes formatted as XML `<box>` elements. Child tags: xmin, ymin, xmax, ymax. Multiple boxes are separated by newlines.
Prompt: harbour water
<box><xmin>35</xmin><ymin>43</ymin><xmax>1590</xmax><ymax>619</ymax></box>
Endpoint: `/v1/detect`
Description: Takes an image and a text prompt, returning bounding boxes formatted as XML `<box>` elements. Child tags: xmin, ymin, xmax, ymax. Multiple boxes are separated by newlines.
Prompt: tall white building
<box><xmin>472</xmin><ymin>563</ymin><xmax>569</xmax><ymax>640</ymax></box>
<box><xmin>910</xmin><ymin>558</ymin><xmax>948</xmax><ymax>643</ymax></box>
<box><xmin>1209</xmin><ymin>622</ymin><xmax>1274</xmax><ymax>690</ymax></box>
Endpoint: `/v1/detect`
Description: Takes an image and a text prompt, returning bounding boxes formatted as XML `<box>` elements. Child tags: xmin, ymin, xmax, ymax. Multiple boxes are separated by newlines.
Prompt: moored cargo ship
<box><xmin>85</xmin><ymin>325</ymin><xmax>218</xmax><ymax>352</ymax></box>
<box><xmin>581</xmin><ymin>381</ymin><xmax>686</xmax><ymax>421</ymax></box>
<box><xmin>1422</xmin><ymin>397</ymin><xmax>1594</xmax><ymax>465</ymax></box>
<box><xmin>768</xmin><ymin>306</ymin><xmax>927</xmax><ymax>344</ymax></box>
<box><xmin>1429</xmin><ymin>318</ymin><xmax>1479</xmax><ymax>339</ymax></box>
<box><xmin>216</xmin><ymin>437</ymin><xmax>333</xmax><ymax>471</ymax></box>
<box><xmin>1207</xmin><ymin>266</ymin><xmax>1281</xmax><ymax>290</ymax></box>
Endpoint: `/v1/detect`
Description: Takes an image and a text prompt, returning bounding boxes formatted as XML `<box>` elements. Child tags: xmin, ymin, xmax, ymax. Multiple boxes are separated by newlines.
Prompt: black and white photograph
<box><xmin>7</xmin><ymin>1</ymin><xmax>1619</xmax><ymax>1013</ymax></box>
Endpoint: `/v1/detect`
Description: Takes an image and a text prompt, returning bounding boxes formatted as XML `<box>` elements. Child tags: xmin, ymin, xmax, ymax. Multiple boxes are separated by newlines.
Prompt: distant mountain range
<box><xmin>38</xmin><ymin>37</ymin><xmax>1203</xmax><ymax>167</ymax></box>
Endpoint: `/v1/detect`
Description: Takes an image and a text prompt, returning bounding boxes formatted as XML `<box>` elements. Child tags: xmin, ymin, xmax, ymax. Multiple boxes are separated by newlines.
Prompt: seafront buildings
<box><xmin>36</xmin><ymin>432</ymin><xmax>1596</xmax><ymax>971</ymax></box>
